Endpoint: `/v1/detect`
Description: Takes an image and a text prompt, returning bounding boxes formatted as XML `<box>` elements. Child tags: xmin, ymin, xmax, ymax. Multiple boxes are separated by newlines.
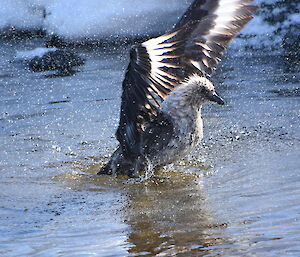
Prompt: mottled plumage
<box><xmin>98</xmin><ymin>0</ymin><xmax>258</xmax><ymax>177</ymax></box>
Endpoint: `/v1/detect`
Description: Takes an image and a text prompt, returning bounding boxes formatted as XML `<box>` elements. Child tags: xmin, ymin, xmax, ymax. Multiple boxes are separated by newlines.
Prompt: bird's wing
<box><xmin>117</xmin><ymin>0</ymin><xmax>258</xmax><ymax>156</ymax></box>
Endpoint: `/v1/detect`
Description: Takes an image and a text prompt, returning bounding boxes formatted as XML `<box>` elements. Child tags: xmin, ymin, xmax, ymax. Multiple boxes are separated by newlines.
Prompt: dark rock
<box><xmin>44</xmin><ymin>35</ymin><xmax>68</xmax><ymax>48</ymax></box>
<box><xmin>28</xmin><ymin>49</ymin><xmax>85</xmax><ymax>72</ymax></box>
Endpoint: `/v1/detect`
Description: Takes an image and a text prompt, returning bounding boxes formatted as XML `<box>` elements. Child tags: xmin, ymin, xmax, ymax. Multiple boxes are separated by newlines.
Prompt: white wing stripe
<box><xmin>139</xmin><ymin>0</ymin><xmax>255</xmax><ymax>99</ymax></box>
<box><xmin>142</xmin><ymin>31</ymin><xmax>178</xmax><ymax>48</ymax></box>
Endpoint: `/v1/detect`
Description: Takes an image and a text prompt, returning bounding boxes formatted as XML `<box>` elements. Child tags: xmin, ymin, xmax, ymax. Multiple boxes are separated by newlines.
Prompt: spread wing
<box><xmin>116</xmin><ymin>0</ymin><xmax>258</xmax><ymax>156</ymax></box>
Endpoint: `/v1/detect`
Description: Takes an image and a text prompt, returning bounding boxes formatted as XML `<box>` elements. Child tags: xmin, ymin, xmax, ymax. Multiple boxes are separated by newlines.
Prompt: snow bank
<box><xmin>0</xmin><ymin>0</ymin><xmax>189</xmax><ymax>39</ymax></box>
<box><xmin>44</xmin><ymin>0</ymin><xmax>190</xmax><ymax>39</ymax></box>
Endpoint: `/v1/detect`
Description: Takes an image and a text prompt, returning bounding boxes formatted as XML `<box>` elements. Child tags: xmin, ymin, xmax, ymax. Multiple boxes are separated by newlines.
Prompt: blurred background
<box><xmin>0</xmin><ymin>0</ymin><xmax>299</xmax><ymax>52</ymax></box>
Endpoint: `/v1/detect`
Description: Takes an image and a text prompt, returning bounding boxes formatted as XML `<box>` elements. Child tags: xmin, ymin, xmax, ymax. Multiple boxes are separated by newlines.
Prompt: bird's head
<box><xmin>184</xmin><ymin>75</ymin><xmax>224</xmax><ymax>106</ymax></box>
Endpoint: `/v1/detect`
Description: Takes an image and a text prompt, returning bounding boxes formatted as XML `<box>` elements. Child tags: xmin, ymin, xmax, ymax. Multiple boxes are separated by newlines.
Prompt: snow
<box><xmin>0</xmin><ymin>0</ymin><xmax>190</xmax><ymax>39</ymax></box>
<box><xmin>234</xmin><ymin>0</ymin><xmax>300</xmax><ymax>50</ymax></box>
<box><xmin>285</xmin><ymin>13</ymin><xmax>300</xmax><ymax>27</ymax></box>
<box><xmin>15</xmin><ymin>47</ymin><xmax>58</xmax><ymax>61</ymax></box>
<box><xmin>0</xmin><ymin>0</ymin><xmax>44</xmax><ymax>30</ymax></box>
<box><xmin>0</xmin><ymin>0</ymin><xmax>299</xmax><ymax>50</ymax></box>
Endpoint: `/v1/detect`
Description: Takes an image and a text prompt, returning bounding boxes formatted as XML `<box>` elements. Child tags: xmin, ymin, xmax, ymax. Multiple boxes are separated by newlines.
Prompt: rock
<box><xmin>15</xmin><ymin>47</ymin><xmax>85</xmax><ymax>73</ymax></box>
<box><xmin>28</xmin><ymin>49</ymin><xmax>84</xmax><ymax>72</ymax></box>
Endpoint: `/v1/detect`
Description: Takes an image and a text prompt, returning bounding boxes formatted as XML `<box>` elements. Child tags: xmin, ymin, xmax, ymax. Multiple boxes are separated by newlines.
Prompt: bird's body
<box><xmin>100</xmin><ymin>76</ymin><xmax>222</xmax><ymax>177</ymax></box>
<box><xmin>98</xmin><ymin>0</ymin><xmax>258</xmax><ymax>177</ymax></box>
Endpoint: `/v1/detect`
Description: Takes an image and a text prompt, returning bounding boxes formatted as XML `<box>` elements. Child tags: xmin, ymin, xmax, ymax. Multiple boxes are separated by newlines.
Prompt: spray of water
<box><xmin>142</xmin><ymin>156</ymin><xmax>154</xmax><ymax>181</ymax></box>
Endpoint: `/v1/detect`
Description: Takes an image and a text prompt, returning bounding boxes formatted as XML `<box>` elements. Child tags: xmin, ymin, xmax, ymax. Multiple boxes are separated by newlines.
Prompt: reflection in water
<box><xmin>54</xmin><ymin>162</ymin><xmax>232</xmax><ymax>256</ymax></box>
<box><xmin>122</xmin><ymin>170</ymin><xmax>230</xmax><ymax>256</ymax></box>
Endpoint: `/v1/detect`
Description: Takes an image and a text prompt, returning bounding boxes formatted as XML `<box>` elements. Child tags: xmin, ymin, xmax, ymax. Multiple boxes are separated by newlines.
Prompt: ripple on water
<box><xmin>0</xmin><ymin>40</ymin><xmax>300</xmax><ymax>256</ymax></box>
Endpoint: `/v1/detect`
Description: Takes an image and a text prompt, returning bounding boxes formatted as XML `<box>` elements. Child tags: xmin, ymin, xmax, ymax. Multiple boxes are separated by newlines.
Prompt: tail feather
<box><xmin>97</xmin><ymin>146</ymin><xmax>137</xmax><ymax>176</ymax></box>
<box><xmin>97</xmin><ymin>161</ymin><xmax>113</xmax><ymax>175</ymax></box>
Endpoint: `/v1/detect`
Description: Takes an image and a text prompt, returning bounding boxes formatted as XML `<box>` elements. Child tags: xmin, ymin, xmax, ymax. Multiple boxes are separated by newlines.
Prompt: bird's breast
<box><xmin>150</xmin><ymin>103</ymin><xmax>203</xmax><ymax>167</ymax></box>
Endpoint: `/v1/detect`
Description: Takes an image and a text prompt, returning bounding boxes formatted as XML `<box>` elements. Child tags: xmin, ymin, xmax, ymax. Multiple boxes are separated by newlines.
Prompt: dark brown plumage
<box><xmin>98</xmin><ymin>0</ymin><xmax>258</xmax><ymax>178</ymax></box>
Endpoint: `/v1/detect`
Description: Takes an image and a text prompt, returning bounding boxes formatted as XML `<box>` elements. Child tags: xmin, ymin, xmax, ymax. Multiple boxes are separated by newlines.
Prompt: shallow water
<box><xmin>0</xmin><ymin>38</ymin><xmax>299</xmax><ymax>256</ymax></box>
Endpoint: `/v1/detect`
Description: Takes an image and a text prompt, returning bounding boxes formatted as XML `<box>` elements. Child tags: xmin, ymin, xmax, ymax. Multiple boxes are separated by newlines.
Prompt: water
<box><xmin>0</xmin><ymin>38</ymin><xmax>299</xmax><ymax>256</ymax></box>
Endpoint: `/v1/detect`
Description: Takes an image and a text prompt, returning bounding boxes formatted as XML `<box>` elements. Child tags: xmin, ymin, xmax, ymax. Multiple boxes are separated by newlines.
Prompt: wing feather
<box><xmin>116</xmin><ymin>0</ymin><xmax>258</xmax><ymax>156</ymax></box>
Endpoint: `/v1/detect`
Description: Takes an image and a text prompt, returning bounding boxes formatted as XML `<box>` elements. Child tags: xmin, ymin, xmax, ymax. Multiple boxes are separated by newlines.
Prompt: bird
<box><xmin>98</xmin><ymin>0</ymin><xmax>258</xmax><ymax>178</ymax></box>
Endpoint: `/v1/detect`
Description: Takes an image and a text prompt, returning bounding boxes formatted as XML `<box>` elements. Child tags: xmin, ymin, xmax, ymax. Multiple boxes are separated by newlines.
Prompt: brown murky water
<box><xmin>0</xmin><ymin>38</ymin><xmax>299</xmax><ymax>256</ymax></box>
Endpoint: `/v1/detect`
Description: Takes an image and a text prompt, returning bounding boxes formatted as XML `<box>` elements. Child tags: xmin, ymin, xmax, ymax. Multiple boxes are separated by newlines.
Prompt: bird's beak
<box><xmin>208</xmin><ymin>92</ymin><xmax>224</xmax><ymax>105</ymax></box>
